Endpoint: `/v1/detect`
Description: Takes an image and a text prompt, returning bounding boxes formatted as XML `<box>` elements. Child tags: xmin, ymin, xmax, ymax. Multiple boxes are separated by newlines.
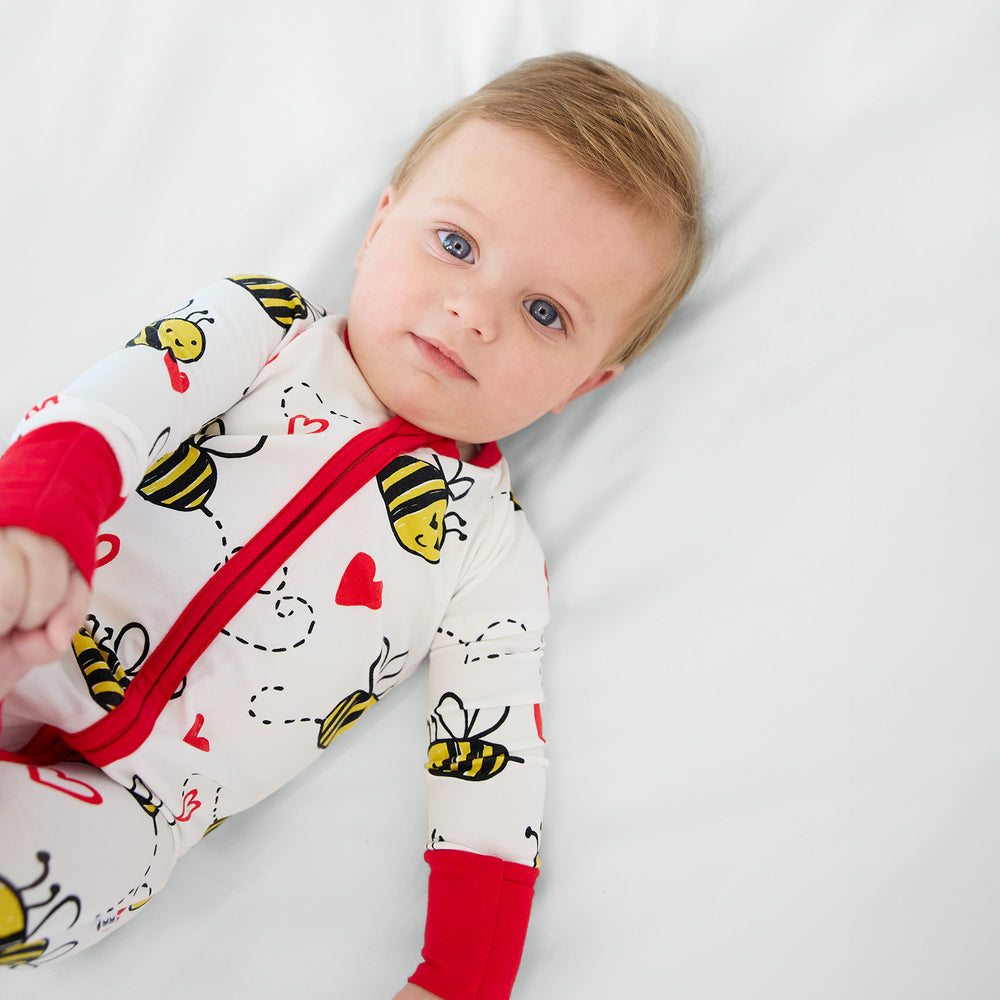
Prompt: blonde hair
<box><xmin>391</xmin><ymin>52</ymin><xmax>706</xmax><ymax>365</ymax></box>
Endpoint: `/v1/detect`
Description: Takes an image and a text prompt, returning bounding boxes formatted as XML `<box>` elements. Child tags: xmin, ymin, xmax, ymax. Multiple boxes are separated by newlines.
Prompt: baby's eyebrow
<box><xmin>432</xmin><ymin>196</ymin><xmax>488</xmax><ymax>226</ymax></box>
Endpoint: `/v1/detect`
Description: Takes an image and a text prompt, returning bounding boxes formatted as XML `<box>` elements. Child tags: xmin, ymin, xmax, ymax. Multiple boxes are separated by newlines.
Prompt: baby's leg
<box><xmin>0</xmin><ymin>759</ymin><xmax>181</xmax><ymax>968</ymax></box>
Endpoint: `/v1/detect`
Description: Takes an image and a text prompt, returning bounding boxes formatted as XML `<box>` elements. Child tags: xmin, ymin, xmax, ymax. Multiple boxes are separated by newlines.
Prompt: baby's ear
<box><xmin>355</xmin><ymin>186</ymin><xmax>395</xmax><ymax>267</ymax></box>
<box><xmin>549</xmin><ymin>364</ymin><xmax>624</xmax><ymax>414</ymax></box>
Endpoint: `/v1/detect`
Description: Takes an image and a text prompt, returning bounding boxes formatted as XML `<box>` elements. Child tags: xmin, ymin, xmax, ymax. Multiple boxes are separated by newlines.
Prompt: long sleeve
<box><xmin>411</xmin><ymin>477</ymin><xmax>549</xmax><ymax>999</ymax></box>
<box><xmin>0</xmin><ymin>275</ymin><xmax>322</xmax><ymax>574</ymax></box>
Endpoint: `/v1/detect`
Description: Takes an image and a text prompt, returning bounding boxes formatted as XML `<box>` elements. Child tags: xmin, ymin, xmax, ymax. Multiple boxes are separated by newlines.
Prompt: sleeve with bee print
<box><xmin>423</xmin><ymin>465</ymin><xmax>549</xmax><ymax>869</ymax></box>
<box><xmin>10</xmin><ymin>276</ymin><xmax>322</xmax><ymax>500</ymax></box>
<box><xmin>415</xmin><ymin>471</ymin><xmax>548</xmax><ymax>1000</ymax></box>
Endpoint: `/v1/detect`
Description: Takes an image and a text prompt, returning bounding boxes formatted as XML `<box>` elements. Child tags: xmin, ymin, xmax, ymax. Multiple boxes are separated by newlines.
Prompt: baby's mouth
<box><xmin>411</xmin><ymin>334</ymin><xmax>475</xmax><ymax>381</ymax></box>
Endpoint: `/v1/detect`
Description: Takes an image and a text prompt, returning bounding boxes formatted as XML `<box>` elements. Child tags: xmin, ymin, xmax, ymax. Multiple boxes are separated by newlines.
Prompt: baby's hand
<box><xmin>390</xmin><ymin>985</ymin><xmax>443</xmax><ymax>1000</ymax></box>
<box><xmin>0</xmin><ymin>526</ymin><xmax>89</xmax><ymax>699</ymax></box>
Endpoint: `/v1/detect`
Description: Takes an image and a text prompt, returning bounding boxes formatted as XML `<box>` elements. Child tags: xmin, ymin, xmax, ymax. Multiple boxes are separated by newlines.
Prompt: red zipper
<box><xmin>3</xmin><ymin>417</ymin><xmax>443</xmax><ymax>768</ymax></box>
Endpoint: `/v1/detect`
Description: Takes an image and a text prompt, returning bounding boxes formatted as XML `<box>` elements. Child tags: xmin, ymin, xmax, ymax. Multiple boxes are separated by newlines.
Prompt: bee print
<box><xmin>524</xmin><ymin>826</ymin><xmax>541</xmax><ymax>868</ymax></box>
<box><xmin>227</xmin><ymin>275</ymin><xmax>323</xmax><ymax>330</ymax></box>
<box><xmin>127</xmin><ymin>301</ymin><xmax>214</xmax><ymax>393</ymax></box>
<box><xmin>317</xmin><ymin>638</ymin><xmax>407</xmax><ymax>749</ymax></box>
<box><xmin>377</xmin><ymin>455</ymin><xmax>470</xmax><ymax>563</ymax></box>
<box><xmin>71</xmin><ymin>615</ymin><xmax>150</xmax><ymax>711</ymax></box>
<box><xmin>128</xmin><ymin>302</ymin><xmax>212</xmax><ymax>362</ymax></box>
<box><xmin>137</xmin><ymin>419</ymin><xmax>265</xmax><ymax>515</ymax></box>
<box><xmin>426</xmin><ymin>693</ymin><xmax>524</xmax><ymax>781</ymax></box>
<box><xmin>125</xmin><ymin>776</ymin><xmax>176</xmax><ymax>835</ymax></box>
<box><xmin>0</xmin><ymin>852</ymin><xmax>80</xmax><ymax>967</ymax></box>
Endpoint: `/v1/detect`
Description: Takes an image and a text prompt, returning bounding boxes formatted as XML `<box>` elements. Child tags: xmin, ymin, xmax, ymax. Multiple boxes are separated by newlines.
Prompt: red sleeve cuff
<box><xmin>0</xmin><ymin>423</ymin><xmax>124</xmax><ymax>582</ymax></box>
<box><xmin>410</xmin><ymin>849</ymin><xmax>539</xmax><ymax>1000</ymax></box>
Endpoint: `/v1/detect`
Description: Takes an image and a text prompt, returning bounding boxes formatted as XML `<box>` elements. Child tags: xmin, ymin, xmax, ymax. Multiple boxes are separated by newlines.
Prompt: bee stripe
<box><xmin>161</xmin><ymin>470</ymin><xmax>213</xmax><ymax>507</ymax></box>
<box><xmin>77</xmin><ymin>649</ymin><xmax>104</xmax><ymax>671</ymax></box>
<box><xmin>231</xmin><ymin>277</ymin><xmax>287</xmax><ymax>292</ymax></box>
<box><xmin>139</xmin><ymin>447</ymin><xmax>216</xmax><ymax>510</ymax></box>
<box><xmin>379</xmin><ymin>460</ymin><xmax>446</xmax><ymax>506</ymax></box>
<box><xmin>0</xmin><ymin>940</ymin><xmax>48</xmax><ymax>966</ymax></box>
<box><xmin>141</xmin><ymin>453</ymin><xmax>187</xmax><ymax>482</ymax></box>
<box><xmin>144</xmin><ymin>447</ymin><xmax>197</xmax><ymax>480</ymax></box>
<box><xmin>380</xmin><ymin>459</ymin><xmax>427</xmax><ymax>492</ymax></box>
<box><xmin>258</xmin><ymin>296</ymin><xmax>303</xmax><ymax>314</ymax></box>
<box><xmin>388</xmin><ymin>479</ymin><xmax>444</xmax><ymax>513</ymax></box>
<box><xmin>90</xmin><ymin>680</ymin><xmax>126</xmax><ymax>699</ymax></box>
<box><xmin>73</xmin><ymin>629</ymin><xmax>129</xmax><ymax>711</ymax></box>
<box><xmin>426</xmin><ymin>738</ymin><xmax>520</xmax><ymax>781</ymax></box>
<box><xmin>317</xmin><ymin>691</ymin><xmax>376</xmax><ymax>749</ymax></box>
<box><xmin>229</xmin><ymin>275</ymin><xmax>309</xmax><ymax>328</ymax></box>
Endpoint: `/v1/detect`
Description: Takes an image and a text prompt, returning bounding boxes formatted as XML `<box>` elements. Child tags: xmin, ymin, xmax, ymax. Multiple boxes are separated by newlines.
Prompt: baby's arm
<box><xmin>0</xmin><ymin>276</ymin><xmax>318</xmax><ymax>694</ymax></box>
<box><xmin>408</xmin><ymin>488</ymin><xmax>549</xmax><ymax>1000</ymax></box>
<box><xmin>0</xmin><ymin>420</ymin><xmax>124</xmax><ymax>699</ymax></box>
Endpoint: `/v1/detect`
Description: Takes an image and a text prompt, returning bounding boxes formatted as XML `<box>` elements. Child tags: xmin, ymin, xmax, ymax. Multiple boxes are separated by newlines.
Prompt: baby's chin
<box><xmin>370</xmin><ymin>385</ymin><xmax>488</xmax><ymax>444</ymax></box>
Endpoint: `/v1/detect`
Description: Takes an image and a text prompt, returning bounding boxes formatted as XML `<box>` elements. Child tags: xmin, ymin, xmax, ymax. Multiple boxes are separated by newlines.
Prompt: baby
<box><xmin>0</xmin><ymin>53</ymin><xmax>704</xmax><ymax>999</ymax></box>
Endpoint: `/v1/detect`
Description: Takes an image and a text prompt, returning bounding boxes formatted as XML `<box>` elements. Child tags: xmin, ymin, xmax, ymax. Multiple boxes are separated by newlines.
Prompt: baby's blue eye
<box><xmin>438</xmin><ymin>231</ymin><xmax>473</xmax><ymax>260</ymax></box>
<box><xmin>526</xmin><ymin>298</ymin><xmax>563</xmax><ymax>329</ymax></box>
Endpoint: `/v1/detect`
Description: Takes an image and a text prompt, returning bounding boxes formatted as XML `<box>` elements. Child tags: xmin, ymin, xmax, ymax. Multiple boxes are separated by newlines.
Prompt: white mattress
<box><xmin>2</xmin><ymin>1</ymin><xmax>998</xmax><ymax>997</ymax></box>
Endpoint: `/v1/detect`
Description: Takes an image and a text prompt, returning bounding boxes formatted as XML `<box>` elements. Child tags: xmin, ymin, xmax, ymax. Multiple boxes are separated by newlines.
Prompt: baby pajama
<box><xmin>0</xmin><ymin>277</ymin><xmax>548</xmax><ymax>997</ymax></box>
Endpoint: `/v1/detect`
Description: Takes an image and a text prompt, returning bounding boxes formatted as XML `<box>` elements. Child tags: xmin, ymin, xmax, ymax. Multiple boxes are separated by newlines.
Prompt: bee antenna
<box><xmin>368</xmin><ymin>637</ymin><xmax>390</xmax><ymax>688</ymax></box>
<box><xmin>30</xmin><ymin>893</ymin><xmax>82</xmax><ymax>937</ymax></box>
<box><xmin>23</xmin><ymin>852</ymin><xmax>52</xmax><ymax>891</ymax></box>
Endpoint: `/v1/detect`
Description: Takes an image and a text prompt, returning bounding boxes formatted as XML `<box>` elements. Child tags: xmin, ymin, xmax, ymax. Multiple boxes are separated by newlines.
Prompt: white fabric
<box><xmin>1</xmin><ymin>1</ymin><xmax>997</xmax><ymax>997</ymax></box>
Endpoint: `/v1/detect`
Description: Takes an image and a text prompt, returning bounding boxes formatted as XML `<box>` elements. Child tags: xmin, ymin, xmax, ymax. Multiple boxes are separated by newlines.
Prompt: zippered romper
<box><xmin>0</xmin><ymin>277</ymin><xmax>547</xmax><ymax>997</ymax></box>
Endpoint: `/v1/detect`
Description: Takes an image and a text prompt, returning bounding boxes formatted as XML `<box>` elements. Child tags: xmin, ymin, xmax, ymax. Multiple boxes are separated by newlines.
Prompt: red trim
<box><xmin>470</xmin><ymin>441</ymin><xmax>502</xmax><ymax>468</ymax></box>
<box><xmin>0</xmin><ymin>423</ymin><xmax>123</xmax><ymax>582</ymax></box>
<box><xmin>410</xmin><ymin>849</ymin><xmax>538</xmax><ymax>1000</ymax></box>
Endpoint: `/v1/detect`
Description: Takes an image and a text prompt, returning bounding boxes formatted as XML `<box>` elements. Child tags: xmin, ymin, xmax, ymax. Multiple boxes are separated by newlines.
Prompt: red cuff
<box><xmin>410</xmin><ymin>849</ymin><xmax>538</xmax><ymax>1000</ymax></box>
<box><xmin>0</xmin><ymin>423</ymin><xmax>124</xmax><ymax>582</ymax></box>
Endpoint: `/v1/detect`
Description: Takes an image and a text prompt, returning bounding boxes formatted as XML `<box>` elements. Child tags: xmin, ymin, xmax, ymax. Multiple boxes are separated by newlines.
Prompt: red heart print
<box><xmin>27</xmin><ymin>765</ymin><xmax>104</xmax><ymax>804</ymax></box>
<box><xmin>183</xmin><ymin>713</ymin><xmax>211</xmax><ymax>752</ymax></box>
<box><xmin>177</xmin><ymin>788</ymin><xmax>202</xmax><ymax>822</ymax></box>
<box><xmin>336</xmin><ymin>552</ymin><xmax>383</xmax><ymax>610</ymax></box>
<box><xmin>95</xmin><ymin>533</ymin><xmax>121</xmax><ymax>569</ymax></box>
<box><xmin>287</xmin><ymin>414</ymin><xmax>330</xmax><ymax>435</ymax></box>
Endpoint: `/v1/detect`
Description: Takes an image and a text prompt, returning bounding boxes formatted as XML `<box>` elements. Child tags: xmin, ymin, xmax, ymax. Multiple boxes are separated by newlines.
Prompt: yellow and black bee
<box><xmin>227</xmin><ymin>274</ymin><xmax>321</xmax><ymax>330</ymax></box>
<box><xmin>426</xmin><ymin>692</ymin><xmax>523</xmax><ymax>781</ymax></box>
<box><xmin>125</xmin><ymin>776</ymin><xmax>174</xmax><ymax>835</ymax></box>
<box><xmin>317</xmin><ymin>637</ymin><xmax>407</xmax><ymax>749</ymax></box>
<box><xmin>71</xmin><ymin>615</ymin><xmax>150</xmax><ymax>712</ymax></box>
<box><xmin>0</xmin><ymin>852</ymin><xmax>80</xmax><ymax>968</ymax></box>
<box><xmin>136</xmin><ymin>419</ymin><xmax>265</xmax><ymax>514</ymax></box>
<box><xmin>524</xmin><ymin>826</ymin><xmax>541</xmax><ymax>869</ymax></box>
<box><xmin>73</xmin><ymin>627</ymin><xmax>126</xmax><ymax>710</ymax></box>
<box><xmin>127</xmin><ymin>301</ymin><xmax>213</xmax><ymax>363</ymax></box>
<box><xmin>377</xmin><ymin>455</ymin><xmax>470</xmax><ymax>563</ymax></box>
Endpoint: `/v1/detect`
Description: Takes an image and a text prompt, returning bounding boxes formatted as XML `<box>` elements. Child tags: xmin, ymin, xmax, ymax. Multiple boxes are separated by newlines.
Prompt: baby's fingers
<box><xmin>46</xmin><ymin>570</ymin><xmax>90</xmax><ymax>652</ymax></box>
<box><xmin>0</xmin><ymin>531</ymin><xmax>29</xmax><ymax>635</ymax></box>
<box><xmin>0</xmin><ymin>572</ymin><xmax>88</xmax><ymax>700</ymax></box>
<box><xmin>6</xmin><ymin>527</ymin><xmax>76</xmax><ymax>631</ymax></box>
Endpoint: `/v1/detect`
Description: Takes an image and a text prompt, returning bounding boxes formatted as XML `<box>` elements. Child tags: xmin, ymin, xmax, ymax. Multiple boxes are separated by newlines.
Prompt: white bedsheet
<box><xmin>2</xmin><ymin>1</ymin><xmax>998</xmax><ymax>997</ymax></box>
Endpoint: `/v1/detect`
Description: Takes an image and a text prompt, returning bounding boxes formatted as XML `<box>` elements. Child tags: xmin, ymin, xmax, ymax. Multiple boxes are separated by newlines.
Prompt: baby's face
<box><xmin>348</xmin><ymin>118</ymin><xmax>667</xmax><ymax>448</ymax></box>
